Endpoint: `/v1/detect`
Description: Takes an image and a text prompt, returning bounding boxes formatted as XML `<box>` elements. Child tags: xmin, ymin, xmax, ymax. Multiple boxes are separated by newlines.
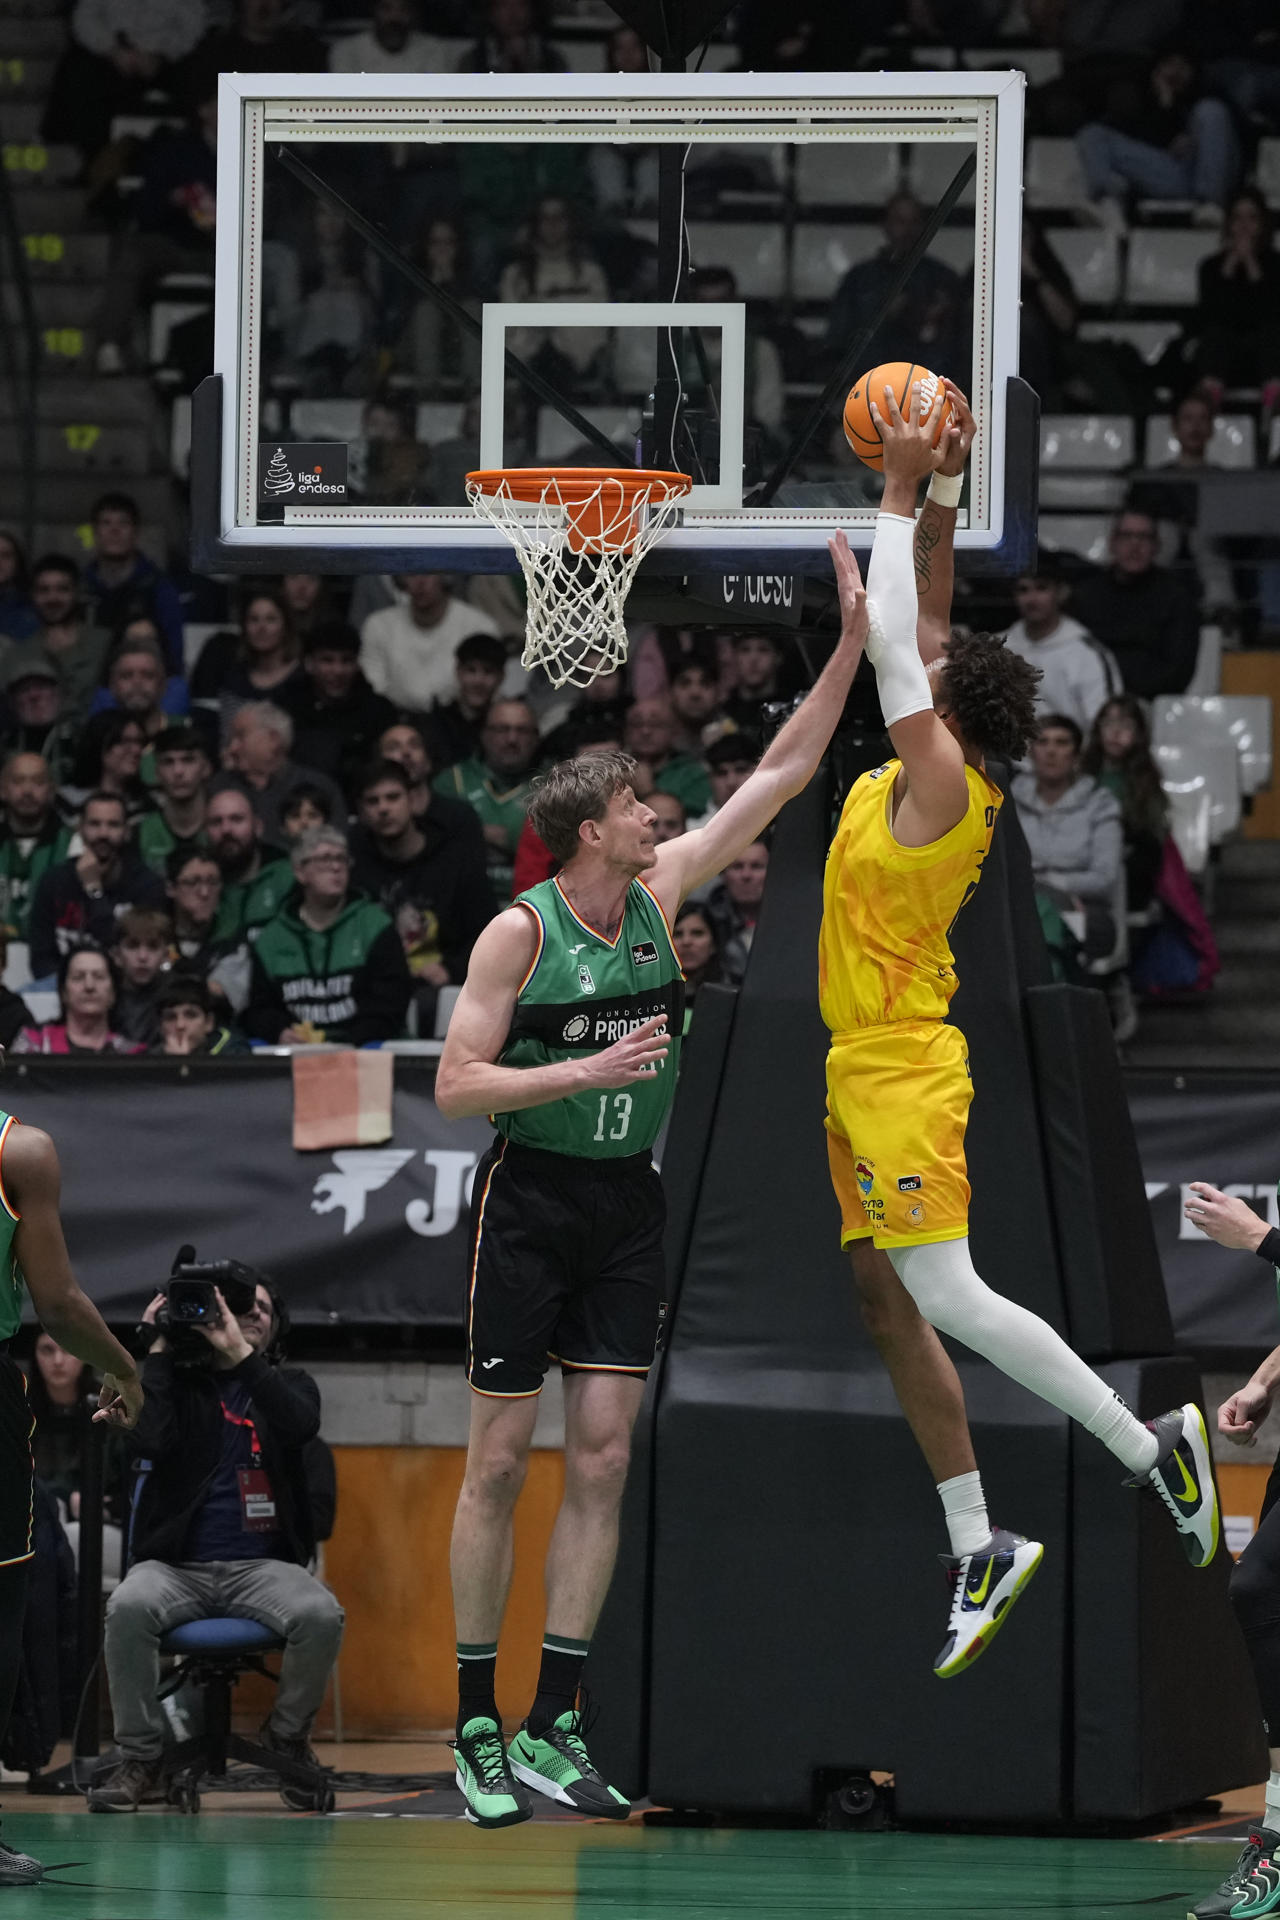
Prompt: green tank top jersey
<box><xmin>0</xmin><ymin>1113</ymin><xmax>24</xmax><ymax>1343</ymax></box>
<box><xmin>494</xmin><ymin>876</ymin><xmax>685</xmax><ymax>1159</ymax></box>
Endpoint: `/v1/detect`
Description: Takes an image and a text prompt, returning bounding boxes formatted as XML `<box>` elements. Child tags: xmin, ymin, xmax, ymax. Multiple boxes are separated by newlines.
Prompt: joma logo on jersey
<box><xmin>631</xmin><ymin>941</ymin><xmax>659</xmax><ymax>966</ymax></box>
<box><xmin>577</xmin><ymin>964</ymin><xmax>596</xmax><ymax>994</ymax></box>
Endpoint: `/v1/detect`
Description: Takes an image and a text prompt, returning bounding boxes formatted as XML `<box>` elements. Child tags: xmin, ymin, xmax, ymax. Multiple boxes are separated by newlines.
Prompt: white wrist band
<box><xmin>927</xmin><ymin>471</ymin><xmax>963</xmax><ymax>508</ymax></box>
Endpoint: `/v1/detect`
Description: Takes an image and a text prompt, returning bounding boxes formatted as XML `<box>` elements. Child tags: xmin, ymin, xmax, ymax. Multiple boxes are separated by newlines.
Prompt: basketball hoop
<box><xmin>465</xmin><ymin>467</ymin><xmax>692</xmax><ymax>690</ymax></box>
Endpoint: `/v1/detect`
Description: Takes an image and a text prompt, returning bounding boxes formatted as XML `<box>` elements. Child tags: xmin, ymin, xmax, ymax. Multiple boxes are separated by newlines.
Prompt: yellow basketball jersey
<box><xmin>819</xmin><ymin>758</ymin><xmax>1002</xmax><ymax>1033</ymax></box>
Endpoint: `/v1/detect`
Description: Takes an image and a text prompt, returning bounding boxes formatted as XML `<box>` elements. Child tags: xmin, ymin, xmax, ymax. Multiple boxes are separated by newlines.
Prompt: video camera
<box><xmin>147</xmin><ymin>1246</ymin><xmax>272</xmax><ymax>1364</ymax></box>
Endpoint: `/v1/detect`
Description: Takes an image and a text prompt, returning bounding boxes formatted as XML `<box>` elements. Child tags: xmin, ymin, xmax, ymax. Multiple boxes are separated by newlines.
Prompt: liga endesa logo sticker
<box><xmin>258</xmin><ymin>442</ymin><xmax>349</xmax><ymax>506</ymax></box>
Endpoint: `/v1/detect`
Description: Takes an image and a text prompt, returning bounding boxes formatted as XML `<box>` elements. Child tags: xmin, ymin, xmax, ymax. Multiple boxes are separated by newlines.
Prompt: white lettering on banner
<box><xmin>720</xmin><ymin>574</ymin><xmax>796</xmax><ymax>608</ymax></box>
<box><xmin>405</xmin><ymin>1149</ymin><xmax>479</xmax><ymax>1239</ymax></box>
<box><xmin>1173</xmin><ymin>1182</ymin><xmax>1279</xmax><ymax>1241</ymax></box>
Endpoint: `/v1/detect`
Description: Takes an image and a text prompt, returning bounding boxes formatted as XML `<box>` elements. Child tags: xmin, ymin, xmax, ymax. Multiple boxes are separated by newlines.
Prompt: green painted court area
<box><xmin>0</xmin><ymin>1814</ymin><xmax>1240</xmax><ymax>1917</ymax></box>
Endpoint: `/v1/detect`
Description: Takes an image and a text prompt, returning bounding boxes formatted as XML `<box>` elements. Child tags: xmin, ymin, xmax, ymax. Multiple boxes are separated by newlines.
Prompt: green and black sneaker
<box><xmin>1187</xmin><ymin>1828</ymin><xmax>1271</xmax><ymax>1918</ymax></box>
<box><xmin>508</xmin><ymin>1710</ymin><xmax>630</xmax><ymax>1819</ymax></box>
<box><xmin>452</xmin><ymin>1716</ymin><xmax>532</xmax><ymax>1829</ymax></box>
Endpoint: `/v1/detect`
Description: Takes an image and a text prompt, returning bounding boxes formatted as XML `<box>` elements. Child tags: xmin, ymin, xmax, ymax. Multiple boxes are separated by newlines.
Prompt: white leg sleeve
<box><xmin>887</xmin><ymin>1238</ymin><xmax>1157</xmax><ymax>1474</ymax></box>
<box><xmin>864</xmin><ymin>510</ymin><xmax>933</xmax><ymax>729</ymax></box>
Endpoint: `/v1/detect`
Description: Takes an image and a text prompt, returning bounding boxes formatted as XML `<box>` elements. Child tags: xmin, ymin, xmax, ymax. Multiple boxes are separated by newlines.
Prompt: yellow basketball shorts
<box><xmin>825</xmin><ymin>1020</ymin><xmax>973</xmax><ymax>1250</ymax></box>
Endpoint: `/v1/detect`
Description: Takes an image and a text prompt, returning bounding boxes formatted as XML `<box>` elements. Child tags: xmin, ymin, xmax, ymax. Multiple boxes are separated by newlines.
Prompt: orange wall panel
<box><xmin>318</xmin><ymin>1445</ymin><xmax>567</xmax><ymax>1735</ymax></box>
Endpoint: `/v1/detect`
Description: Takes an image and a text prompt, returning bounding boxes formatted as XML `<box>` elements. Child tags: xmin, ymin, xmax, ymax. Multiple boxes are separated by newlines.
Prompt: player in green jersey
<box><xmin>0</xmin><ymin>1108</ymin><xmax>142</xmax><ymax>1881</ymax></box>
<box><xmin>434</xmin><ymin>537</ymin><xmax>871</xmax><ymax>1828</ymax></box>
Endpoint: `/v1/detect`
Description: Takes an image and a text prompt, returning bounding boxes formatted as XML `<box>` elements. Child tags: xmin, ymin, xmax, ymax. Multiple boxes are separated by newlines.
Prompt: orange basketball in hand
<box><xmin>843</xmin><ymin>361</ymin><xmax>953</xmax><ymax>471</ymax></box>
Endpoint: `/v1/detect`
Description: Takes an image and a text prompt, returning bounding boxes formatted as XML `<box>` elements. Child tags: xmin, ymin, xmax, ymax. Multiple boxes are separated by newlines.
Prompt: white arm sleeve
<box><xmin>864</xmin><ymin>510</ymin><xmax>934</xmax><ymax>729</ymax></box>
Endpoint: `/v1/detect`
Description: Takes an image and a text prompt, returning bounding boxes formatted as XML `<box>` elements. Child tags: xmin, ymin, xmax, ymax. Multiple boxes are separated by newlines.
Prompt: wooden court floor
<box><xmin>0</xmin><ymin>1812</ymin><xmax>1250</xmax><ymax>1918</ymax></box>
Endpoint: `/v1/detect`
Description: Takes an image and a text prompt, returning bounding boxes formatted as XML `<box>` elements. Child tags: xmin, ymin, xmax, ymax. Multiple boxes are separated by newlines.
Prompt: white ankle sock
<box><xmin>1084</xmin><ymin>1389</ymin><xmax>1159</xmax><ymax>1476</ymax></box>
<box><xmin>1265</xmin><ymin>1768</ymin><xmax>1280</xmax><ymax>1833</ymax></box>
<box><xmin>937</xmin><ymin>1470</ymin><xmax>991</xmax><ymax>1557</ymax></box>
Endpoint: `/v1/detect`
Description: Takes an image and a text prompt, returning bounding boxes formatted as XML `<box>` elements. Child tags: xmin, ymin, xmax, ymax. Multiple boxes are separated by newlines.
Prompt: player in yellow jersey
<box><xmin>822</xmin><ymin>383</ymin><xmax>1220</xmax><ymax>1679</ymax></box>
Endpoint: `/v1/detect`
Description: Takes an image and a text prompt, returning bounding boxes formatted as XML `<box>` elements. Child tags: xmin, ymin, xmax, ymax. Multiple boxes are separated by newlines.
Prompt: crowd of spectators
<box><xmin>0</xmin><ymin>489</ymin><xmax>791</xmax><ymax>1051</ymax></box>
<box><xmin>9</xmin><ymin>0</ymin><xmax>1278</xmax><ymax>1050</ymax></box>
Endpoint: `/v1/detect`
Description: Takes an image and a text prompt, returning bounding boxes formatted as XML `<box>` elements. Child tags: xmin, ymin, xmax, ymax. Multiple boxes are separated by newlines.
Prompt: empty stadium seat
<box><xmin>1142</xmin><ymin>414</ymin><xmax>1256</xmax><ymax>469</ymax></box>
<box><xmin>1154</xmin><ymin>695</ymin><xmax>1273</xmax><ymax>797</ymax></box>
<box><xmin>170</xmin><ymin>394</ymin><xmax>191</xmax><ymax>479</ymax></box>
<box><xmin>1038</xmin><ymin>514</ymin><xmax>1111</xmax><ymax>564</ymax></box>
<box><xmin>1024</xmin><ymin>136</ymin><xmax>1090</xmax><ymax>212</ymax></box>
<box><xmin>1153</xmin><ymin>738</ymin><xmax>1242</xmax><ymax>844</ymax></box>
<box><xmin>790</xmin><ymin>223</ymin><xmax>880</xmax><ymax>302</ymax></box>
<box><xmin>536</xmin><ymin>405</ymin><xmax>636</xmax><ymax>462</ymax></box>
<box><xmin>1045</xmin><ymin>229</ymin><xmax>1121</xmax><ymax>305</ymax></box>
<box><xmin>184</xmin><ymin>622</ymin><xmax>224</xmax><ymax>677</ymax></box>
<box><xmin>686</xmin><ymin>144</ymin><xmax>786</xmax><ymax>195</ymax></box>
<box><xmin>1039</xmin><ymin>474</ymin><xmax>1126</xmax><ymax>511</ymax></box>
<box><xmin>290</xmin><ymin>398</ymin><xmax>365</xmax><ymax>442</ymax></box>
<box><xmin>961</xmin><ymin>47</ymin><xmax>1063</xmax><ymax>85</ymax></box>
<box><xmin>1257</xmin><ymin>138</ymin><xmax>1280</xmax><ymax>210</ymax></box>
<box><xmin>1186</xmin><ymin>625</ymin><xmax>1223</xmax><ymax>699</ymax></box>
<box><xmin>1162</xmin><ymin>778</ymin><xmax>1214</xmax><ymax>876</ymax></box>
<box><xmin>794</xmin><ymin>145</ymin><xmax>902</xmax><ymax>209</ymax></box>
<box><xmin>1039</xmin><ymin>415</ymin><xmax>1134</xmax><ymax>470</ymax></box>
<box><xmin>1077</xmin><ymin>318</ymin><xmax>1183</xmax><ymax>364</ymax></box>
<box><xmin>684</xmin><ymin>222</ymin><xmax>785</xmax><ymax>300</ymax></box>
<box><xmin>905</xmin><ymin>145</ymin><xmax>977</xmax><ymax>209</ymax></box>
<box><xmin>1124</xmin><ymin>229</ymin><xmax>1218</xmax><ymax>307</ymax></box>
<box><xmin>414</xmin><ymin>402</ymin><xmax>465</xmax><ymax>444</ymax></box>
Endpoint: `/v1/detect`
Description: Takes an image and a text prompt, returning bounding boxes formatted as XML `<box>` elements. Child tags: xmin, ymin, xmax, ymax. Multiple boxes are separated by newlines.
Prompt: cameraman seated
<box><xmin>89</xmin><ymin>1268</ymin><xmax>343</xmax><ymax>1813</ymax></box>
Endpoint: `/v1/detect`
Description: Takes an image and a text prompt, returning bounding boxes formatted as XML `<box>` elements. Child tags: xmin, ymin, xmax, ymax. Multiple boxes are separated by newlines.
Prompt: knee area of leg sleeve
<box><xmin>1229</xmin><ymin>1555</ymin><xmax>1277</xmax><ymax>1627</ymax></box>
<box><xmin>887</xmin><ymin>1240</ymin><xmax>987</xmax><ymax>1331</ymax></box>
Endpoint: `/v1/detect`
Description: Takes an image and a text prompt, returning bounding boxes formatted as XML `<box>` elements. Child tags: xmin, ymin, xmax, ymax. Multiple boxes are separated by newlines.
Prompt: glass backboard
<box><xmin>198</xmin><ymin>70</ymin><xmax>1028</xmax><ymax>576</ymax></box>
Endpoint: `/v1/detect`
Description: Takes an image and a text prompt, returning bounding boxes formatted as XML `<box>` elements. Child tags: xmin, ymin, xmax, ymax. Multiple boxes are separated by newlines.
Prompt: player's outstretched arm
<box><xmin>869</xmin><ymin>384</ymin><xmax>970</xmax><ymax>847</ymax></box>
<box><xmin>6</xmin><ymin>1123</ymin><xmax>142</xmax><ymax>1428</ymax></box>
<box><xmin>913</xmin><ymin>379</ymin><xmax>974</xmax><ymax>665</ymax></box>
<box><xmin>435</xmin><ymin>908</ymin><xmax>670</xmax><ymax>1120</ymax></box>
<box><xmin>649</xmin><ymin>539</ymin><xmax>869</xmax><ymax>913</ymax></box>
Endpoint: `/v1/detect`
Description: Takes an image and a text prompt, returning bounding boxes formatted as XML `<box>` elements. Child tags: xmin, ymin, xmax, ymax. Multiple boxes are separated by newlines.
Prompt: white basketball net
<box><xmin>466</xmin><ymin>471</ymin><xmax>689</xmax><ymax>690</ymax></box>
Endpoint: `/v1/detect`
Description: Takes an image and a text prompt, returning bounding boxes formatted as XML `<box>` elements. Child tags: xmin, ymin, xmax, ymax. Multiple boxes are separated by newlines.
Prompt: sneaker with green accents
<box><xmin>452</xmin><ymin>1716</ymin><xmax>532</xmax><ymax>1829</ymax></box>
<box><xmin>508</xmin><ymin>1710</ymin><xmax>630</xmax><ymax>1819</ymax></box>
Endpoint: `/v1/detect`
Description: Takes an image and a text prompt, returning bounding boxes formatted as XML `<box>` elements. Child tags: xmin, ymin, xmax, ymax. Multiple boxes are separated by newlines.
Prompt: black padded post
<box><xmin>1025</xmin><ymin>985</ymin><xmax>1175</xmax><ymax>1361</ymax></box>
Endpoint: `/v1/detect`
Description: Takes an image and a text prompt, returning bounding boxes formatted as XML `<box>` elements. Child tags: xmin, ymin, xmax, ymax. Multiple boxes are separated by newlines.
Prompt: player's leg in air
<box><xmin>821</xmin><ymin>380</ymin><xmax>1218</xmax><ymax>1676</ymax></box>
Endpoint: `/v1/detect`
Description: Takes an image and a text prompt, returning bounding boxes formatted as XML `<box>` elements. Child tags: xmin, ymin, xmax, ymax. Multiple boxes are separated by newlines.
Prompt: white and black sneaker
<box><xmin>0</xmin><ymin>1836</ymin><xmax>41</xmax><ymax>1886</ymax></box>
<box><xmin>933</xmin><ymin>1527</ymin><xmax>1045</xmax><ymax>1679</ymax></box>
<box><xmin>1126</xmin><ymin>1403</ymin><xmax>1220</xmax><ymax>1569</ymax></box>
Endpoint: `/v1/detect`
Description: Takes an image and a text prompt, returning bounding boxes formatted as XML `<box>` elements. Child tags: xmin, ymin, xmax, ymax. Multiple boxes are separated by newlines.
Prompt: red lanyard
<box><xmin>220</xmin><ymin>1401</ymin><xmax>262</xmax><ymax>1468</ymax></box>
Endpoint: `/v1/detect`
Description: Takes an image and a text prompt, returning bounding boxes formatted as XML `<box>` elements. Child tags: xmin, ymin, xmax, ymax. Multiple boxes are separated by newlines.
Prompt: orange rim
<box><xmin>466</xmin><ymin>466</ymin><xmax>691</xmax><ymax>504</ymax></box>
<box><xmin>467</xmin><ymin>466</ymin><xmax>692</xmax><ymax>556</ymax></box>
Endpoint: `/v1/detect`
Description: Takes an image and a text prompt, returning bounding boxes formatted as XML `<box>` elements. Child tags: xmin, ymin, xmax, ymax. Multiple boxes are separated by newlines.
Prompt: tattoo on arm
<box><xmin>914</xmin><ymin>505</ymin><xmax>943</xmax><ymax>595</ymax></box>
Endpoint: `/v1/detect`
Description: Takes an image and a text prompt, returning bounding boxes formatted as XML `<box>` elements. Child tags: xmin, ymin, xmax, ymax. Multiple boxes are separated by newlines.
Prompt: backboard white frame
<box><xmin>479</xmin><ymin>301</ymin><xmax>746</xmax><ymax>511</ymax></box>
<box><xmin>212</xmin><ymin>70</ymin><xmax>1025</xmax><ymax>571</ymax></box>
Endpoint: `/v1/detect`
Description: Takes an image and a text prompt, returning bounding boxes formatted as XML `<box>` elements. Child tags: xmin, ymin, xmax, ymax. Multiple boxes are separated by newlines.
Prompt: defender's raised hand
<box><xmin>827</xmin><ymin>531</ymin><xmax>868</xmax><ymax>648</ymax></box>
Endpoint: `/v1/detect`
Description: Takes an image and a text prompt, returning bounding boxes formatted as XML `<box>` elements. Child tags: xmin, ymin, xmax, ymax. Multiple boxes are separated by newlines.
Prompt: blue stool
<box><xmin>156</xmin><ymin>1617</ymin><xmax>333</xmax><ymax>1814</ymax></box>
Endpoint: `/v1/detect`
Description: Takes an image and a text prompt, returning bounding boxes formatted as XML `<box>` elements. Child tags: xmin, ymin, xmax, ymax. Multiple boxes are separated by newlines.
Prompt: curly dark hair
<box><xmin>936</xmin><ymin>631</ymin><xmax>1041</xmax><ymax>761</ymax></box>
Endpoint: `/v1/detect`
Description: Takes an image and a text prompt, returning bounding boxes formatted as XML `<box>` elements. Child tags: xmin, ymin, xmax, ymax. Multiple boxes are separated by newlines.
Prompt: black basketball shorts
<box><xmin>465</xmin><ymin>1138</ymin><xmax>667</xmax><ymax>1398</ymax></box>
<box><xmin>0</xmin><ymin>1357</ymin><xmax>34</xmax><ymax>1568</ymax></box>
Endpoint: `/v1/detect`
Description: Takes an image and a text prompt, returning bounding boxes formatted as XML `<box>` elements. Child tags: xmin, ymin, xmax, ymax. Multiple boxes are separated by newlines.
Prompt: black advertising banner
<box><xmin>257</xmin><ymin>442</ymin><xmax>349</xmax><ymax>508</ymax></box>
<box><xmin>4</xmin><ymin>1060</ymin><xmax>490</xmax><ymax>1327</ymax></box>
<box><xmin>1125</xmin><ymin>1070</ymin><xmax>1280</xmax><ymax>1357</ymax></box>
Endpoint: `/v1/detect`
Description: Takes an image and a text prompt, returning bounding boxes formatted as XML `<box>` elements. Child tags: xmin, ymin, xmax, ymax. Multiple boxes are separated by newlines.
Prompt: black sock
<box><xmin>0</xmin><ymin>1559</ymin><xmax>29</xmax><ymax>1752</ymax></box>
<box><xmin>456</xmin><ymin>1642</ymin><xmax>499</xmax><ymax>1739</ymax></box>
<box><xmin>526</xmin><ymin>1634</ymin><xmax>589</xmax><ymax>1738</ymax></box>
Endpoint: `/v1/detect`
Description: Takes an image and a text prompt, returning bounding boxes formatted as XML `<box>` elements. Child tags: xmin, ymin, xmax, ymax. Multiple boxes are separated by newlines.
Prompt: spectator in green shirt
<box><xmin>204</xmin><ymin>779</ymin><xmax>293</xmax><ymax>941</ymax></box>
<box><xmin>432</xmin><ymin>697</ymin><xmax>540</xmax><ymax>905</ymax></box>
<box><xmin>0</xmin><ymin>752</ymin><xmax>72</xmax><ymax>940</ymax></box>
<box><xmin>624</xmin><ymin>697</ymin><xmax>712</xmax><ymax>817</ymax></box>
<box><xmin>136</xmin><ymin>728</ymin><xmax>211</xmax><ymax>874</ymax></box>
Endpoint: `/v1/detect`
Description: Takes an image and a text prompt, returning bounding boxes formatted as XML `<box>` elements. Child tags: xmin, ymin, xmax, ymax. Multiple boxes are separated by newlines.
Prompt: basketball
<box><xmin>843</xmin><ymin>362</ymin><xmax>953</xmax><ymax>470</ymax></box>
